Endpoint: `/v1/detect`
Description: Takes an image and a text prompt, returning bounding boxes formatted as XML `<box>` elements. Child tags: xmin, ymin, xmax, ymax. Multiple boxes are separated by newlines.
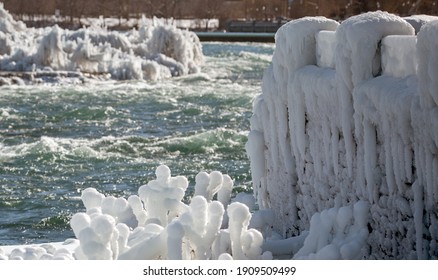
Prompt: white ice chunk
<box><xmin>316</xmin><ymin>30</ymin><xmax>336</xmax><ymax>68</ymax></box>
<box><xmin>81</xmin><ymin>188</ymin><xmax>104</xmax><ymax>211</ymax></box>
<box><xmin>381</xmin><ymin>35</ymin><xmax>417</xmax><ymax>78</ymax></box>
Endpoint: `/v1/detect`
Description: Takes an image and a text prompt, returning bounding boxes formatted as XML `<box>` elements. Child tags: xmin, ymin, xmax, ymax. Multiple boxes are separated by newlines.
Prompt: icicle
<box><xmin>412</xmin><ymin>181</ymin><xmax>424</xmax><ymax>259</ymax></box>
<box><xmin>364</xmin><ymin>120</ymin><xmax>377</xmax><ymax>203</ymax></box>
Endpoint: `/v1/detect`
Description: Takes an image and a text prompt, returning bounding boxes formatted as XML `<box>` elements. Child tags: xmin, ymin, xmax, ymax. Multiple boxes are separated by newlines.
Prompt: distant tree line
<box><xmin>2</xmin><ymin>0</ymin><xmax>437</xmax><ymax>28</ymax></box>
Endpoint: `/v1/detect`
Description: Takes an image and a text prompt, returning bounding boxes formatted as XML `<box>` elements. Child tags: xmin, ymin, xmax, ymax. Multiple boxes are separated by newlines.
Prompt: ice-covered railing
<box><xmin>247</xmin><ymin>11</ymin><xmax>438</xmax><ymax>259</ymax></box>
<box><xmin>0</xmin><ymin>4</ymin><xmax>203</xmax><ymax>84</ymax></box>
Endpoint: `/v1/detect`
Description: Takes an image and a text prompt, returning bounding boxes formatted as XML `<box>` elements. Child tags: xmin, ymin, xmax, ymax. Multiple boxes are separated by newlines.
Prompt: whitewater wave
<box><xmin>0</xmin><ymin>128</ymin><xmax>247</xmax><ymax>162</ymax></box>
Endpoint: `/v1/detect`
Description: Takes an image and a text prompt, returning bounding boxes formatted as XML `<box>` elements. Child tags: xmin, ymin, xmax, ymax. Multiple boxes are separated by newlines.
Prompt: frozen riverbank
<box><xmin>0</xmin><ymin>4</ymin><xmax>203</xmax><ymax>85</ymax></box>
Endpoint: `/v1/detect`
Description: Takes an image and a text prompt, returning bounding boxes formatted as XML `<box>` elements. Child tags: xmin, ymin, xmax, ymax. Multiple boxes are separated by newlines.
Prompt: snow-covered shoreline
<box><xmin>0</xmin><ymin>3</ymin><xmax>204</xmax><ymax>85</ymax></box>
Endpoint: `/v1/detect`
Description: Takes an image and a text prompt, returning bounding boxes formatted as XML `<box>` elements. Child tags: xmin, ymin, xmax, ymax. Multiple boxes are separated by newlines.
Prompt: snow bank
<box><xmin>247</xmin><ymin>11</ymin><xmax>438</xmax><ymax>259</ymax></box>
<box><xmin>0</xmin><ymin>5</ymin><xmax>203</xmax><ymax>83</ymax></box>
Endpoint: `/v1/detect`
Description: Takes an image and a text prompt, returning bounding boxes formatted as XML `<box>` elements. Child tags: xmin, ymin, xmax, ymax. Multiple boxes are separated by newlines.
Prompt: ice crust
<box><xmin>247</xmin><ymin>11</ymin><xmax>438</xmax><ymax>259</ymax></box>
<box><xmin>0</xmin><ymin>4</ymin><xmax>203</xmax><ymax>83</ymax></box>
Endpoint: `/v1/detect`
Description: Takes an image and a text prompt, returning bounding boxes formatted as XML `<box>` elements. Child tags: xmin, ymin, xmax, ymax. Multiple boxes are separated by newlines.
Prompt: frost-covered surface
<box><xmin>404</xmin><ymin>15</ymin><xmax>438</xmax><ymax>33</ymax></box>
<box><xmin>0</xmin><ymin>165</ymin><xmax>369</xmax><ymax>260</ymax></box>
<box><xmin>381</xmin><ymin>35</ymin><xmax>417</xmax><ymax>78</ymax></box>
<box><xmin>0</xmin><ymin>240</ymin><xmax>79</xmax><ymax>260</ymax></box>
<box><xmin>247</xmin><ymin>11</ymin><xmax>438</xmax><ymax>259</ymax></box>
<box><xmin>0</xmin><ymin>4</ymin><xmax>203</xmax><ymax>84</ymax></box>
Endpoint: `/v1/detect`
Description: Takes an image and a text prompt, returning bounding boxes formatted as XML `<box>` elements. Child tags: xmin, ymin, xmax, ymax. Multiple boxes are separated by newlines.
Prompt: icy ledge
<box><xmin>246</xmin><ymin>11</ymin><xmax>438</xmax><ymax>259</ymax></box>
<box><xmin>0</xmin><ymin>165</ymin><xmax>369</xmax><ymax>260</ymax></box>
<box><xmin>0</xmin><ymin>4</ymin><xmax>203</xmax><ymax>84</ymax></box>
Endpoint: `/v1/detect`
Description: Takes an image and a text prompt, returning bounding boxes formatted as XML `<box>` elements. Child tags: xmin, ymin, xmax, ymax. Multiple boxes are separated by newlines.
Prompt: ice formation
<box><xmin>0</xmin><ymin>165</ymin><xmax>371</xmax><ymax>260</ymax></box>
<box><xmin>0</xmin><ymin>4</ymin><xmax>203</xmax><ymax>83</ymax></box>
<box><xmin>0</xmin><ymin>240</ymin><xmax>78</xmax><ymax>260</ymax></box>
<box><xmin>4</xmin><ymin>10</ymin><xmax>438</xmax><ymax>261</ymax></box>
<box><xmin>247</xmin><ymin>11</ymin><xmax>438</xmax><ymax>259</ymax></box>
<box><xmin>0</xmin><ymin>166</ymin><xmax>269</xmax><ymax>260</ymax></box>
<box><xmin>293</xmin><ymin>201</ymin><xmax>369</xmax><ymax>260</ymax></box>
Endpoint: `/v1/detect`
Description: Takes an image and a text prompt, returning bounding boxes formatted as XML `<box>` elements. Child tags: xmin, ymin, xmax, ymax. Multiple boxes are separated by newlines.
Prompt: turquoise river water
<box><xmin>0</xmin><ymin>42</ymin><xmax>274</xmax><ymax>245</ymax></box>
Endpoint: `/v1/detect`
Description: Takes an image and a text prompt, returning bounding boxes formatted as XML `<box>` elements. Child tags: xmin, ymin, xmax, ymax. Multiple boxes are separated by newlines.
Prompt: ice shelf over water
<box><xmin>0</xmin><ymin>4</ymin><xmax>203</xmax><ymax>84</ymax></box>
<box><xmin>246</xmin><ymin>11</ymin><xmax>438</xmax><ymax>259</ymax></box>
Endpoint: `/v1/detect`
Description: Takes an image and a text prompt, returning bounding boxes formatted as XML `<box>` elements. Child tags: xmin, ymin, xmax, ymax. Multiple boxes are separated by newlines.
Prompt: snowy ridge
<box><xmin>0</xmin><ymin>4</ymin><xmax>203</xmax><ymax>84</ymax></box>
<box><xmin>247</xmin><ymin>11</ymin><xmax>438</xmax><ymax>259</ymax></box>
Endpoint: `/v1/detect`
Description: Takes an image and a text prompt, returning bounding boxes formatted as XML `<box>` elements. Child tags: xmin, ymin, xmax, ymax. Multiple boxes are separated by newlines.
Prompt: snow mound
<box><xmin>0</xmin><ymin>5</ymin><xmax>203</xmax><ymax>83</ymax></box>
<box><xmin>248</xmin><ymin>11</ymin><xmax>438</xmax><ymax>259</ymax></box>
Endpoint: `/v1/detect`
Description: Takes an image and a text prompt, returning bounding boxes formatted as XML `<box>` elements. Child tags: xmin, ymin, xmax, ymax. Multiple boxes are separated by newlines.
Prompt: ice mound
<box><xmin>0</xmin><ymin>165</ymin><xmax>371</xmax><ymax>260</ymax></box>
<box><xmin>0</xmin><ymin>3</ymin><xmax>25</xmax><ymax>33</ymax></box>
<box><xmin>0</xmin><ymin>4</ymin><xmax>203</xmax><ymax>83</ymax></box>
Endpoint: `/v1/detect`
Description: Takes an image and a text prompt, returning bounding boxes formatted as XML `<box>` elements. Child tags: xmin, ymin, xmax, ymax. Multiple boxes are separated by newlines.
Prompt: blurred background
<box><xmin>2</xmin><ymin>0</ymin><xmax>438</xmax><ymax>31</ymax></box>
